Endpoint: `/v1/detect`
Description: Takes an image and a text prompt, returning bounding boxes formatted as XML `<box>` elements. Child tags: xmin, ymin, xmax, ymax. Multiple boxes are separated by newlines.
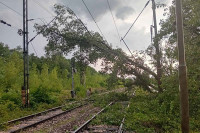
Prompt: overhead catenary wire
<box><xmin>0</xmin><ymin>0</ymin><xmax>129</xmax><ymax>59</ymax></box>
<box><xmin>30</xmin><ymin>42</ymin><xmax>38</xmax><ymax>56</ymax></box>
<box><xmin>28</xmin><ymin>14</ymin><xmax>59</xmax><ymax>43</ymax></box>
<box><xmin>121</xmin><ymin>0</ymin><xmax>150</xmax><ymax>40</ymax></box>
<box><xmin>121</xmin><ymin>38</ymin><xmax>134</xmax><ymax>57</ymax></box>
<box><xmin>0</xmin><ymin>1</ymin><xmax>50</xmax><ymax>27</ymax></box>
<box><xmin>120</xmin><ymin>0</ymin><xmax>150</xmax><ymax>57</ymax></box>
<box><xmin>0</xmin><ymin>19</ymin><xmax>39</xmax><ymax>56</ymax></box>
<box><xmin>0</xmin><ymin>1</ymin><xmax>22</xmax><ymax>16</ymax></box>
<box><xmin>106</xmin><ymin>0</ymin><xmax>121</xmax><ymax>45</ymax></box>
<box><xmin>65</xmin><ymin>1</ymin><xmax>135</xmax><ymax>61</ymax></box>
<box><xmin>1</xmin><ymin>0</ymin><xmax>154</xmax><ymax>77</ymax></box>
<box><xmin>28</xmin><ymin>16</ymin><xmax>54</xmax><ymax>21</ymax></box>
<box><xmin>31</xmin><ymin>0</ymin><xmax>55</xmax><ymax>16</ymax></box>
<box><xmin>0</xmin><ymin>2</ymin><xmax>42</xmax><ymax>56</ymax></box>
<box><xmin>81</xmin><ymin>0</ymin><xmax>108</xmax><ymax>43</ymax></box>
<box><xmin>67</xmin><ymin>7</ymin><xmax>154</xmax><ymax>77</ymax></box>
<box><xmin>62</xmin><ymin>1</ymin><xmax>113</xmax><ymax>54</ymax></box>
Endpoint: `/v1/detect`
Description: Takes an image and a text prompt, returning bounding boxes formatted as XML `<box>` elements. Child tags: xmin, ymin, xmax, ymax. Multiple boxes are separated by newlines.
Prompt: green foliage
<box><xmin>105</xmin><ymin>70</ymin><xmax>121</xmax><ymax>89</ymax></box>
<box><xmin>31</xmin><ymin>86</ymin><xmax>54</xmax><ymax>104</ymax></box>
<box><xmin>124</xmin><ymin>87</ymin><xmax>200</xmax><ymax>132</ymax></box>
<box><xmin>121</xmin><ymin>1</ymin><xmax>200</xmax><ymax>131</ymax></box>
<box><xmin>125</xmin><ymin>88</ymin><xmax>180</xmax><ymax>132</ymax></box>
<box><xmin>92</xmin><ymin>103</ymin><xmax>125</xmax><ymax>126</ymax></box>
<box><xmin>1</xmin><ymin>90</ymin><xmax>21</xmax><ymax>105</ymax></box>
<box><xmin>91</xmin><ymin>92</ymin><xmax>129</xmax><ymax>108</ymax></box>
<box><xmin>0</xmin><ymin>43</ymin><xmax>108</xmax><ymax>124</ymax></box>
<box><xmin>1</xmin><ymin>0</ymin><xmax>200</xmax><ymax>130</ymax></box>
<box><xmin>74</xmin><ymin>85</ymin><xmax>87</xmax><ymax>98</ymax></box>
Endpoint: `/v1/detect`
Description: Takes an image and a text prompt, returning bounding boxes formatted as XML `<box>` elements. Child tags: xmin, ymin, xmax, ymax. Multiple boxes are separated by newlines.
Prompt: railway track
<box><xmin>0</xmin><ymin>89</ymin><xmax>127</xmax><ymax>133</ymax></box>
<box><xmin>118</xmin><ymin>101</ymin><xmax>131</xmax><ymax>133</ymax></box>
<box><xmin>72</xmin><ymin>101</ymin><xmax>132</xmax><ymax>133</ymax></box>
<box><xmin>72</xmin><ymin>102</ymin><xmax>113</xmax><ymax>133</ymax></box>
<box><xmin>1</xmin><ymin>103</ymin><xmax>106</xmax><ymax>133</ymax></box>
<box><xmin>1</xmin><ymin>102</ymin><xmax>85</xmax><ymax>133</ymax></box>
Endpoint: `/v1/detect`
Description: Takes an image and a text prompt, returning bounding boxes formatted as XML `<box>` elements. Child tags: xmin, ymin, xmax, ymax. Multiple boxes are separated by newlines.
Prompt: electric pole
<box><xmin>175</xmin><ymin>0</ymin><xmax>189</xmax><ymax>132</ymax></box>
<box><xmin>22</xmin><ymin>0</ymin><xmax>29</xmax><ymax>107</ymax></box>
<box><xmin>71</xmin><ymin>57</ymin><xmax>75</xmax><ymax>98</ymax></box>
<box><xmin>152</xmin><ymin>0</ymin><xmax>162</xmax><ymax>92</ymax></box>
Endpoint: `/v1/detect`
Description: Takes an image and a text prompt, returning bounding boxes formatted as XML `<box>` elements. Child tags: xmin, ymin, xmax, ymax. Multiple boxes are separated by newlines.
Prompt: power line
<box><xmin>0</xmin><ymin>1</ymin><xmax>54</xmax><ymax>27</ymax></box>
<box><xmin>62</xmin><ymin>1</ymin><xmax>111</xmax><ymax>51</ymax></box>
<box><xmin>121</xmin><ymin>0</ymin><xmax>150</xmax><ymax>40</ymax></box>
<box><xmin>31</xmin><ymin>0</ymin><xmax>54</xmax><ymax>16</ymax></box>
<box><xmin>63</xmin><ymin>5</ymin><xmax>112</xmax><ymax>53</ymax></box>
<box><xmin>28</xmin><ymin>14</ymin><xmax>59</xmax><ymax>43</ymax></box>
<box><xmin>0</xmin><ymin>1</ymin><xmax>53</xmax><ymax>57</ymax></box>
<box><xmin>107</xmin><ymin>0</ymin><xmax>121</xmax><ymax>45</ymax></box>
<box><xmin>120</xmin><ymin>0</ymin><xmax>150</xmax><ymax>57</ymax></box>
<box><xmin>43</xmin><ymin>2</ymin><xmax>116</xmax><ymax>58</ymax></box>
<box><xmin>65</xmin><ymin>7</ymin><xmax>134</xmax><ymax>65</ymax></box>
<box><xmin>121</xmin><ymin>38</ymin><xmax>133</xmax><ymax>56</ymax></box>
<box><xmin>0</xmin><ymin>1</ymin><xmax>36</xmax><ymax>27</ymax></box>
<box><xmin>30</xmin><ymin>42</ymin><xmax>38</xmax><ymax>56</ymax></box>
<box><xmin>81</xmin><ymin>0</ymin><xmax>108</xmax><ymax>43</ymax></box>
<box><xmin>66</xmin><ymin>1</ymin><xmax>132</xmax><ymax>60</ymax></box>
<box><xmin>66</xmin><ymin>0</ymin><xmax>136</xmax><ymax>60</ymax></box>
<box><xmin>28</xmin><ymin>16</ymin><xmax>54</xmax><ymax>21</ymax></box>
<box><xmin>0</xmin><ymin>1</ymin><xmax>22</xmax><ymax>16</ymax></box>
<box><xmin>27</xmin><ymin>2</ymin><xmax>147</xmax><ymax>76</ymax></box>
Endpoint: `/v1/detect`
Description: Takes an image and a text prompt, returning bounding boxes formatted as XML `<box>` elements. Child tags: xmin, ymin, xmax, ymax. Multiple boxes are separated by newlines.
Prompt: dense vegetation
<box><xmin>90</xmin><ymin>0</ymin><xmax>200</xmax><ymax>131</ymax></box>
<box><xmin>0</xmin><ymin>43</ymin><xmax>108</xmax><ymax>124</ymax></box>
<box><xmin>1</xmin><ymin>0</ymin><xmax>200</xmax><ymax>132</ymax></box>
<box><xmin>89</xmin><ymin>87</ymin><xmax>200</xmax><ymax>132</ymax></box>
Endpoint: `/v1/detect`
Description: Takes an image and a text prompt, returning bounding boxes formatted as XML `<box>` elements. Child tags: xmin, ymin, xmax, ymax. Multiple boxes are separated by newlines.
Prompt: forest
<box><xmin>0</xmin><ymin>42</ymin><xmax>110</xmax><ymax>124</ymax></box>
<box><xmin>0</xmin><ymin>0</ymin><xmax>200</xmax><ymax>132</ymax></box>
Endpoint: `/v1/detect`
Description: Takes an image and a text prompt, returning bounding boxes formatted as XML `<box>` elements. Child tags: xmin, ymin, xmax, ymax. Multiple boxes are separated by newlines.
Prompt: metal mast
<box><xmin>152</xmin><ymin>0</ymin><xmax>162</xmax><ymax>92</ymax></box>
<box><xmin>71</xmin><ymin>57</ymin><xmax>75</xmax><ymax>98</ymax></box>
<box><xmin>22</xmin><ymin>0</ymin><xmax>29</xmax><ymax>107</ymax></box>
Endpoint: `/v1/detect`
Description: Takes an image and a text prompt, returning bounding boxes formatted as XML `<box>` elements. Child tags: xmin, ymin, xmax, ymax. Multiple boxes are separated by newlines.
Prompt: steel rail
<box><xmin>118</xmin><ymin>94</ymin><xmax>134</xmax><ymax>133</ymax></box>
<box><xmin>1</xmin><ymin>89</ymin><xmax>117</xmax><ymax>127</ymax></box>
<box><xmin>1</xmin><ymin>98</ymin><xmax>92</xmax><ymax>127</ymax></box>
<box><xmin>72</xmin><ymin>102</ymin><xmax>113</xmax><ymax>133</ymax></box>
<box><xmin>1</xmin><ymin>102</ymin><xmax>76</xmax><ymax>126</ymax></box>
<box><xmin>1</xmin><ymin>91</ymin><xmax>119</xmax><ymax>133</ymax></box>
<box><xmin>9</xmin><ymin>104</ymin><xmax>86</xmax><ymax>133</ymax></box>
<box><xmin>5</xmin><ymin>105</ymin><xmax>63</xmax><ymax>126</ymax></box>
<box><xmin>118</xmin><ymin>117</ymin><xmax>125</xmax><ymax>133</ymax></box>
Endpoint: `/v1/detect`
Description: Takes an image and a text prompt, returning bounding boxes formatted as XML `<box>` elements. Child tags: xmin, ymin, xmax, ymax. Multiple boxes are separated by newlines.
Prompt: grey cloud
<box><xmin>156</xmin><ymin>0</ymin><xmax>170</xmax><ymax>4</ymax></box>
<box><xmin>115</xmin><ymin>6</ymin><xmax>135</xmax><ymax>20</ymax></box>
<box><xmin>0</xmin><ymin>0</ymin><xmax>172</xmax><ymax>58</ymax></box>
<box><xmin>58</xmin><ymin>0</ymin><xmax>123</xmax><ymax>21</ymax></box>
<box><xmin>58</xmin><ymin>0</ymin><xmax>170</xmax><ymax>21</ymax></box>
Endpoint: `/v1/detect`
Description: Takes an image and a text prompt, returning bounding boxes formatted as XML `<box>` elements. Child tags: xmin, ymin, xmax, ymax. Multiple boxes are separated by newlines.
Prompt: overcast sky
<box><xmin>0</xmin><ymin>0</ymin><xmax>172</xmax><ymax>58</ymax></box>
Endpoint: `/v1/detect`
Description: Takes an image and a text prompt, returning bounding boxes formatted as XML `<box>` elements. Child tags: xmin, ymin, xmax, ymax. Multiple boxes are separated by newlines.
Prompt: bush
<box><xmin>124</xmin><ymin>88</ymin><xmax>181</xmax><ymax>132</ymax></box>
<box><xmin>30</xmin><ymin>86</ymin><xmax>55</xmax><ymax>105</ymax></box>
<box><xmin>75</xmin><ymin>85</ymin><xmax>87</xmax><ymax>98</ymax></box>
<box><xmin>1</xmin><ymin>91</ymin><xmax>21</xmax><ymax>105</ymax></box>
